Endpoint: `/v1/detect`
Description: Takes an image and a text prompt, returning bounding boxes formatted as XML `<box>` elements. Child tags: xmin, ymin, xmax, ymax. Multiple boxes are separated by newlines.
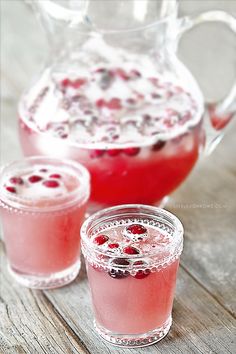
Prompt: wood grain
<box><xmin>1</xmin><ymin>0</ymin><xmax>236</xmax><ymax>353</ymax></box>
<box><xmin>168</xmin><ymin>127</ymin><xmax>236</xmax><ymax>317</ymax></box>
<box><xmin>0</xmin><ymin>242</ymin><xmax>87</xmax><ymax>354</ymax></box>
<box><xmin>43</xmin><ymin>262</ymin><xmax>236</xmax><ymax>354</ymax></box>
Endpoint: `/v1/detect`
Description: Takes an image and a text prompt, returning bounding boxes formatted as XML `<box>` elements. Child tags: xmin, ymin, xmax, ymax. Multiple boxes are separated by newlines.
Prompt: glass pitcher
<box><xmin>19</xmin><ymin>0</ymin><xmax>236</xmax><ymax>209</ymax></box>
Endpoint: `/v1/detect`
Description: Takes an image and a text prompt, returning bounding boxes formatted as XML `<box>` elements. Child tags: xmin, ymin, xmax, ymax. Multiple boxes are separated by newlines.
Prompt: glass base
<box><xmin>8</xmin><ymin>261</ymin><xmax>81</xmax><ymax>289</ymax></box>
<box><xmin>94</xmin><ymin>316</ymin><xmax>172</xmax><ymax>348</ymax></box>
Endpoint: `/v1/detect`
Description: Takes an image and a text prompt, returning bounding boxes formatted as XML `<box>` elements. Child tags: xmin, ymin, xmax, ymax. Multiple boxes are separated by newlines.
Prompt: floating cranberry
<box><xmin>28</xmin><ymin>175</ymin><xmax>43</xmax><ymax>183</ymax></box>
<box><xmin>124</xmin><ymin>224</ymin><xmax>148</xmax><ymax>242</ymax></box>
<box><xmin>108</xmin><ymin>258</ymin><xmax>130</xmax><ymax>279</ymax></box>
<box><xmin>71</xmin><ymin>78</ymin><xmax>86</xmax><ymax>89</ymax></box>
<box><xmin>93</xmin><ymin>234</ymin><xmax>109</xmax><ymax>246</ymax></box>
<box><xmin>126</xmin><ymin>98</ymin><xmax>136</xmax><ymax>105</ymax></box>
<box><xmin>96</xmin><ymin>99</ymin><xmax>106</xmax><ymax>108</ymax></box>
<box><xmin>143</xmin><ymin>114</ymin><xmax>151</xmax><ymax>122</ymax></box>
<box><xmin>133</xmin><ymin>260</ymin><xmax>151</xmax><ymax>279</ymax></box>
<box><xmin>166</xmin><ymin>108</ymin><xmax>177</xmax><ymax>116</ymax></box>
<box><xmin>134</xmin><ymin>269</ymin><xmax>151</xmax><ymax>279</ymax></box>
<box><xmin>39</xmin><ymin>168</ymin><xmax>48</xmax><ymax>173</ymax></box>
<box><xmin>123</xmin><ymin>246</ymin><xmax>140</xmax><ymax>255</ymax></box>
<box><xmin>124</xmin><ymin>147</ymin><xmax>140</xmax><ymax>156</ymax></box>
<box><xmin>127</xmin><ymin>224</ymin><xmax>147</xmax><ymax>235</ymax></box>
<box><xmin>43</xmin><ymin>180</ymin><xmax>60</xmax><ymax>188</ymax></box>
<box><xmin>107</xmin><ymin>149</ymin><xmax>122</xmax><ymax>157</ymax></box>
<box><xmin>130</xmin><ymin>69</ymin><xmax>141</xmax><ymax>78</ymax></box>
<box><xmin>5</xmin><ymin>186</ymin><xmax>16</xmax><ymax>193</ymax></box>
<box><xmin>115</xmin><ymin>68</ymin><xmax>129</xmax><ymax>81</ymax></box>
<box><xmin>108</xmin><ymin>243</ymin><xmax>120</xmax><ymax>249</ymax></box>
<box><xmin>9</xmin><ymin>177</ymin><xmax>24</xmax><ymax>185</ymax></box>
<box><xmin>151</xmin><ymin>93</ymin><xmax>161</xmax><ymax>99</ymax></box>
<box><xmin>61</xmin><ymin>78</ymin><xmax>71</xmax><ymax>87</ymax></box>
<box><xmin>107</xmin><ymin>98</ymin><xmax>121</xmax><ymax>110</ymax></box>
<box><xmin>152</xmin><ymin>140</ymin><xmax>166</xmax><ymax>151</ymax></box>
<box><xmin>59</xmin><ymin>133</ymin><xmax>68</xmax><ymax>139</ymax></box>
<box><xmin>49</xmin><ymin>174</ymin><xmax>61</xmax><ymax>179</ymax></box>
<box><xmin>149</xmin><ymin>77</ymin><xmax>159</xmax><ymax>86</ymax></box>
<box><xmin>90</xmin><ymin>149</ymin><xmax>106</xmax><ymax>158</ymax></box>
<box><xmin>84</xmin><ymin>109</ymin><xmax>93</xmax><ymax>115</ymax></box>
<box><xmin>97</xmin><ymin>68</ymin><xmax>106</xmax><ymax>73</ymax></box>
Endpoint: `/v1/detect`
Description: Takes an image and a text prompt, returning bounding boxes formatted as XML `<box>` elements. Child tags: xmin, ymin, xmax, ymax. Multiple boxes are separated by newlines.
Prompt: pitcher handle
<box><xmin>178</xmin><ymin>11</ymin><xmax>236</xmax><ymax>154</ymax></box>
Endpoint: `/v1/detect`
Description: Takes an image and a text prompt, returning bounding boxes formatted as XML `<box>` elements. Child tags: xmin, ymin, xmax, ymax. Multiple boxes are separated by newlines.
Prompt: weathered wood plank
<box><xmin>168</xmin><ymin>125</ymin><xmax>236</xmax><ymax>317</ymax></box>
<box><xmin>43</xmin><ymin>262</ymin><xmax>236</xmax><ymax>354</ymax></box>
<box><xmin>1</xmin><ymin>1</ymin><xmax>236</xmax><ymax>353</ymax></box>
<box><xmin>0</xmin><ymin>242</ymin><xmax>88</xmax><ymax>354</ymax></box>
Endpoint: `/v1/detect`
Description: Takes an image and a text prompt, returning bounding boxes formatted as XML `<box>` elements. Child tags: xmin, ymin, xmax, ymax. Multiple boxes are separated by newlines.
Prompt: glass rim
<box><xmin>0</xmin><ymin>156</ymin><xmax>90</xmax><ymax>212</ymax></box>
<box><xmin>35</xmin><ymin>0</ymin><xmax>178</xmax><ymax>35</ymax></box>
<box><xmin>81</xmin><ymin>204</ymin><xmax>184</xmax><ymax>265</ymax></box>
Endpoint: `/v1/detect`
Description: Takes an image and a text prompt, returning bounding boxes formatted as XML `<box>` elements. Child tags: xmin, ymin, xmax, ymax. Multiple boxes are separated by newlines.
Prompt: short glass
<box><xmin>0</xmin><ymin>156</ymin><xmax>90</xmax><ymax>289</ymax></box>
<box><xmin>81</xmin><ymin>204</ymin><xmax>183</xmax><ymax>348</ymax></box>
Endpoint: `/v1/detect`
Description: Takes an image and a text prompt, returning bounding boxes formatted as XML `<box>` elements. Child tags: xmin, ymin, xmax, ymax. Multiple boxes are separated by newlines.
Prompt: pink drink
<box><xmin>18</xmin><ymin>56</ymin><xmax>204</xmax><ymax>208</ymax></box>
<box><xmin>81</xmin><ymin>205</ymin><xmax>183</xmax><ymax>347</ymax></box>
<box><xmin>0</xmin><ymin>157</ymin><xmax>90</xmax><ymax>289</ymax></box>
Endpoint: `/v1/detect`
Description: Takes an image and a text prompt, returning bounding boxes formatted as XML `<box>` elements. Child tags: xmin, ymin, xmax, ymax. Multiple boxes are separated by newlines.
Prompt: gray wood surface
<box><xmin>1</xmin><ymin>1</ymin><xmax>236</xmax><ymax>353</ymax></box>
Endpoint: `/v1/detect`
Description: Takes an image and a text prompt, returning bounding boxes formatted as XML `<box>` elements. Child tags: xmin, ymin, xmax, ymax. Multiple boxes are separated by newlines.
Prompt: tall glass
<box><xmin>0</xmin><ymin>156</ymin><xmax>90</xmax><ymax>289</ymax></box>
<box><xmin>81</xmin><ymin>204</ymin><xmax>183</xmax><ymax>347</ymax></box>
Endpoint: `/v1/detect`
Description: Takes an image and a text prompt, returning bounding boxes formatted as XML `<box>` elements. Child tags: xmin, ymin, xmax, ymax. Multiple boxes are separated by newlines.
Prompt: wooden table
<box><xmin>1</xmin><ymin>1</ymin><xmax>236</xmax><ymax>353</ymax></box>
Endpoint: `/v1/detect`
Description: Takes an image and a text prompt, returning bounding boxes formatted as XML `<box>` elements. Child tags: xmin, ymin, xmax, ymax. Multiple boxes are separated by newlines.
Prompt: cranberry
<box><xmin>49</xmin><ymin>174</ymin><xmax>61</xmax><ymax>179</ymax></box>
<box><xmin>84</xmin><ymin>110</ymin><xmax>93</xmax><ymax>115</ymax></box>
<box><xmin>133</xmin><ymin>260</ymin><xmax>151</xmax><ymax>279</ymax></box>
<box><xmin>123</xmin><ymin>147</ymin><xmax>140</xmax><ymax>156</ymax></box>
<box><xmin>107</xmin><ymin>149</ymin><xmax>122</xmax><ymax>157</ymax></box>
<box><xmin>61</xmin><ymin>78</ymin><xmax>71</xmax><ymax>87</ymax></box>
<box><xmin>127</xmin><ymin>224</ymin><xmax>147</xmax><ymax>235</ymax></box>
<box><xmin>152</xmin><ymin>140</ymin><xmax>166</xmax><ymax>151</ymax></box>
<box><xmin>90</xmin><ymin>149</ymin><xmax>106</xmax><ymax>158</ymax></box>
<box><xmin>95</xmin><ymin>68</ymin><xmax>106</xmax><ymax>73</ymax></box>
<box><xmin>96</xmin><ymin>99</ymin><xmax>106</xmax><ymax>108</ymax></box>
<box><xmin>151</xmin><ymin>93</ymin><xmax>161</xmax><ymax>99</ymax></box>
<box><xmin>9</xmin><ymin>177</ymin><xmax>24</xmax><ymax>185</ymax></box>
<box><xmin>108</xmin><ymin>243</ymin><xmax>119</xmax><ymax>249</ymax></box>
<box><xmin>123</xmin><ymin>246</ymin><xmax>140</xmax><ymax>255</ymax></box>
<box><xmin>71</xmin><ymin>78</ymin><xmax>86</xmax><ymax>89</ymax></box>
<box><xmin>59</xmin><ymin>133</ymin><xmax>68</xmax><ymax>139</ymax></box>
<box><xmin>143</xmin><ymin>114</ymin><xmax>151</xmax><ymax>122</ymax></box>
<box><xmin>175</xmin><ymin>86</ymin><xmax>184</xmax><ymax>93</ymax></box>
<box><xmin>5</xmin><ymin>186</ymin><xmax>16</xmax><ymax>193</ymax></box>
<box><xmin>28</xmin><ymin>175</ymin><xmax>43</xmax><ymax>183</ymax></box>
<box><xmin>166</xmin><ymin>108</ymin><xmax>177</xmax><ymax>116</ymax></box>
<box><xmin>43</xmin><ymin>180</ymin><xmax>60</xmax><ymax>188</ymax></box>
<box><xmin>107</xmin><ymin>98</ymin><xmax>121</xmax><ymax>110</ymax></box>
<box><xmin>93</xmin><ymin>235</ymin><xmax>109</xmax><ymax>246</ymax></box>
<box><xmin>39</xmin><ymin>168</ymin><xmax>48</xmax><ymax>173</ymax></box>
<box><xmin>149</xmin><ymin>77</ymin><xmax>159</xmax><ymax>86</ymax></box>
<box><xmin>108</xmin><ymin>258</ymin><xmax>130</xmax><ymax>279</ymax></box>
<box><xmin>134</xmin><ymin>269</ymin><xmax>151</xmax><ymax>279</ymax></box>
<box><xmin>130</xmin><ymin>69</ymin><xmax>141</xmax><ymax>78</ymax></box>
<box><xmin>126</xmin><ymin>98</ymin><xmax>136</xmax><ymax>105</ymax></box>
<box><xmin>115</xmin><ymin>68</ymin><xmax>129</xmax><ymax>81</ymax></box>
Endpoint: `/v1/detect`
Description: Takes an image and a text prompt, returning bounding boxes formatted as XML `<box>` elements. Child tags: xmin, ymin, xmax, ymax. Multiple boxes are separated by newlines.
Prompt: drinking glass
<box><xmin>81</xmin><ymin>204</ymin><xmax>183</xmax><ymax>347</ymax></box>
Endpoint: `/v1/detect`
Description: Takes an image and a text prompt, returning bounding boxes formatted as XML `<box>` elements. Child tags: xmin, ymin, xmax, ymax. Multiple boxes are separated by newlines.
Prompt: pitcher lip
<box><xmin>35</xmin><ymin>0</ymin><xmax>178</xmax><ymax>34</ymax></box>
